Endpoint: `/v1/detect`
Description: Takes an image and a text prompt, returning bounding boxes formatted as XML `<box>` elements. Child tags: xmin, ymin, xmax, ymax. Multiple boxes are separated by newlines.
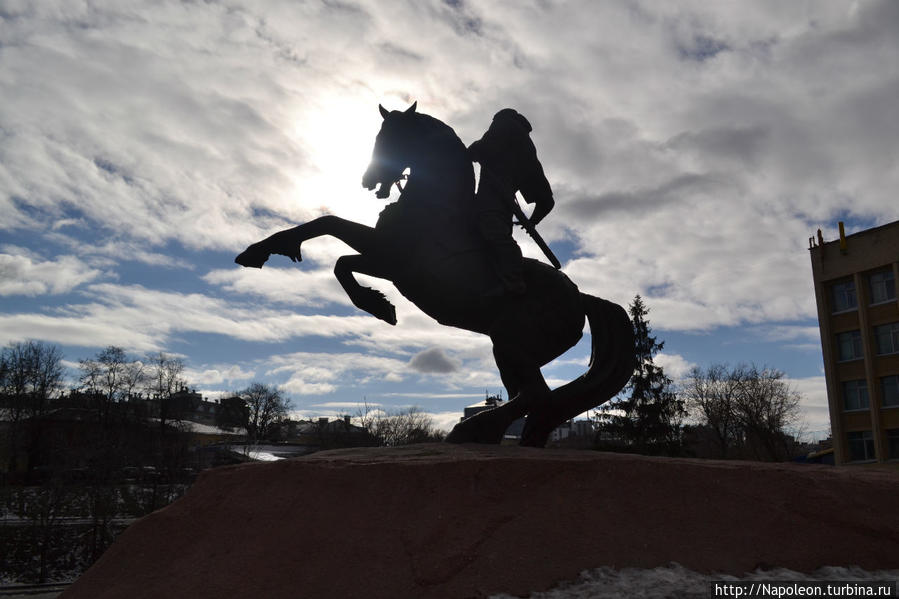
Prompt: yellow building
<box><xmin>809</xmin><ymin>220</ymin><xmax>899</xmax><ymax>464</ymax></box>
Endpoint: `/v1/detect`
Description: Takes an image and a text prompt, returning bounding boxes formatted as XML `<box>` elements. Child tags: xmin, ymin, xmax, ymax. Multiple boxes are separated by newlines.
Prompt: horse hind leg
<box><xmin>446</xmin><ymin>326</ymin><xmax>551</xmax><ymax>444</ymax></box>
<box><xmin>520</xmin><ymin>294</ymin><xmax>635</xmax><ymax>447</ymax></box>
<box><xmin>445</xmin><ymin>401</ymin><xmax>518</xmax><ymax>444</ymax></box>
<box><xmin>445</xmin><ymin>386</ymin><xmax>538</xmax><ymax>444</ymax></box>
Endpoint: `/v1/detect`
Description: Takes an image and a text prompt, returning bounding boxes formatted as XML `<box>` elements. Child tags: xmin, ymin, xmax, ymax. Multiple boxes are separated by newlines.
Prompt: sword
<box><xmin>509</xmin><ymin>196</ymin><xmax>562</xmax><ymax>269</ymax></box>
<box><xmin>481</xmin><ymin>166</ymin><xmax>562</xmax><ymax>270</ymax></box>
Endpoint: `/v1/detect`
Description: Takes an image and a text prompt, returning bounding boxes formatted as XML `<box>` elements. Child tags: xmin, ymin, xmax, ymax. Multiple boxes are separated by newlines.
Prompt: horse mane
<box><xmin>406</xmin><ymin>112</ymin><xmax>474</xmax><ymax>200</ymax></box>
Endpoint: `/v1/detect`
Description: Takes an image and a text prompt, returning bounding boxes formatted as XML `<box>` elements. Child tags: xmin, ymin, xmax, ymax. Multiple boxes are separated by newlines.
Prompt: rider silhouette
<box><xmin>468</xmin><ymin>109</ymin><xmax>555</xmax><ymax>296</ymax></box>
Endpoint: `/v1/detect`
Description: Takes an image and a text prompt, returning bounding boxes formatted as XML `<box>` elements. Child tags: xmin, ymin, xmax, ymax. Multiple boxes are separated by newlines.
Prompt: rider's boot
<box><xmin>479</xmin><ymin>213</ymin><xmax>526</xmax><ymax>297</ymax></box>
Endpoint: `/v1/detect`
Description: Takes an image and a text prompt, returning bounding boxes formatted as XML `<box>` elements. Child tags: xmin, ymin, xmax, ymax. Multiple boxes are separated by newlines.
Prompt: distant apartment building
<box><xmin>809</xmin><ymin>220</ymin><xmax>899</xmax><ymax>464</ymax></box>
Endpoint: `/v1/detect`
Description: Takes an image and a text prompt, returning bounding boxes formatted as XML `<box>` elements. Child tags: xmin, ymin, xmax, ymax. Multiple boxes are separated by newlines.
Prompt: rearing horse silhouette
<box><xmin>236</xmin><ymin>103</ymin><xmax>634</xmax><ymax>447</ymax></box>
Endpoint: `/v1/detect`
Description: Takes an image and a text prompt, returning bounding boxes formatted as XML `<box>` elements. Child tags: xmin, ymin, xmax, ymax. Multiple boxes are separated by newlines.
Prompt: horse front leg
<box><xmin>334</xmin><ymin>254</ymin><xmax>397</xmax><ymax>325</ymax></box>
<box><xmin>235</xmin><ymin>215</ymin><xmax>375</xmax><ymax>268</ymax></box>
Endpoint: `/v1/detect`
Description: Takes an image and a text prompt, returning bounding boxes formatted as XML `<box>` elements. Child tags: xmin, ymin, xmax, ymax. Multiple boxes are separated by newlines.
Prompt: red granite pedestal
<box><xmin>61</xmin><ymin>444</ymin><xmax>899</xmax><ymax>599</ymax></box>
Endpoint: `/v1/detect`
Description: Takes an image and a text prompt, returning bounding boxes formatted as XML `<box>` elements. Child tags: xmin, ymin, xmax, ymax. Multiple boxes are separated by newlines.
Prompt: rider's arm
<box><xmin>528</xmin><ymin>195</ymin><xmax>554</xmax><ymax>226</ymax></box>
<box><xmin>520</xmin><ymin>157</ymin><xmax>554</xmax><ymax>226</ymax></box>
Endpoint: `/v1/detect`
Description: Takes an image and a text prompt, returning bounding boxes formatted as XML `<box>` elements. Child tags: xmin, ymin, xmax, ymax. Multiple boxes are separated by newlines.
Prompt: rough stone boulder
<box><xmin>62</xmin><ymin>444</ymin><xmax>899</xmax><ymax>599</ymax></box>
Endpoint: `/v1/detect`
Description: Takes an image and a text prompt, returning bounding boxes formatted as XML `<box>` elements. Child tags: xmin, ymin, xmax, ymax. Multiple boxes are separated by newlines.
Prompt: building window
<box><xmin>831</xmin><ymin>280</ymin><xmax>857</xmax><ymax>313</ymax></box>
<box><xmin>869</xmin><ymin>270</ymin><xmax>896</xmax><ymax>305</ymax></box>
<box><xmin>842</xmin><ymin>380</ymin><xmax>869</xmax><ymax>411</ymax></box>
<box><xmin>847</xmin><ymin>430</ymin><xmax>876</xmax><ymax>461</ymax></box>
<box><xmin>883</xmin><ymin>375</ymin><xmax>899</xmax><ymax>408</ymax></box>
<box><xmin>836</xmin><ymin>330</ymin><xmax>863</xmax><ymax>361</ymax></box>
<box><xmin>888</xmin><ymin>429</ymin><xmax>899</xmax><ymax>460</ymax></box>
<box><xmin>874</xmin><ymin>322</ymin><xmax>899</xmax><ymax>355</ymax></box>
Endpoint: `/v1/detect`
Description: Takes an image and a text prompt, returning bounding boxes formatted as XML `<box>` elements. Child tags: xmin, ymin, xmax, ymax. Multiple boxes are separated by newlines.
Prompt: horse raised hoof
<box><xmin>235</xmin><ymin>243</ymin><xmax>270</xmax><ymax>268</ymax></box>
<box><xmin>236</xmin><ymin>230</ymin><xmax>304</xmax><ymax>268</ymax></box>
<box><xmin>353</xmin><ymin>287</ymin><xmax>397</xmax><ymax>325</ymax></box>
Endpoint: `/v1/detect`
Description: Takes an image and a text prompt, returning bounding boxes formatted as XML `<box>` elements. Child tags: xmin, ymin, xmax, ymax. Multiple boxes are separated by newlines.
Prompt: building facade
<box><xmin>809</xmin><ymin>220</ymin><xmax>899</xmax><ymax>464</ymax></box>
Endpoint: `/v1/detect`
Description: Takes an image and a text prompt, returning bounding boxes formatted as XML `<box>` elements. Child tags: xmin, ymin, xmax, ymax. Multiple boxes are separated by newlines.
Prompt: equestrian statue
<box><xmin>235</xmin><ymin>103</ymin><xmax>635</xmax><ymax>447</ymax></box>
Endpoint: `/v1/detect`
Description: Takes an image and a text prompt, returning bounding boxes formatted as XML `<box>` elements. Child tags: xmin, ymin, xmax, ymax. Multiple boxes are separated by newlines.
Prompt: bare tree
<box><xmin>684</xmin><ymin>364</ymin><xmax>802</xmax><ymax>461</ymax></box>
<box><xmin>732</xmin><ymin>365</ymin><xmax>801</xmax><ymax>461</ymax></box>
<box><xmin>356</xmin><ymin>401</ymin><xmax>444</xmax><ymax>446</ymax></box>
<box><xmin>240</xmin><ymin>382</ymin><xmax>291</xmax><ymax>443</ymax></box>
<box><xmin>144</xmin><ymin>352</ymin><xmax>185</xmax><ymax>432</ymax></box>
<box><xmin>79</xmin><ymin>346</ymin><xmax>145</xmax><ymax>426</ymax></box>
<box><xmin>683</xmin><ymin>364</ymin><xmax>740</xmax><ymax>459</ymax></box>
<box><xmin>0</xmin><ymin>340</ymin><xmax>64</xmax><ymax>416</ymax></box>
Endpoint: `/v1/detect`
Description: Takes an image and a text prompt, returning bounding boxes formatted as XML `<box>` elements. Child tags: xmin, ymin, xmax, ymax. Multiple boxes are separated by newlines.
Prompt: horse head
<box><xmin>362</xmin><ymin>102</ymin><xmax>419</xmax><ymax>199</ymax></box>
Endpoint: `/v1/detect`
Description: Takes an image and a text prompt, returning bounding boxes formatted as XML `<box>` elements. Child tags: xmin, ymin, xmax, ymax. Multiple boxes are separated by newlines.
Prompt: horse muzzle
<box><xmin>362</xmin><ymin>169</ymin><xmax>378</xmax><ymax>191</ymax></box>
<box><xmin>362</xmin><ymin>166</ymin><xmax>400</xmax><ymax>199</ymax></box>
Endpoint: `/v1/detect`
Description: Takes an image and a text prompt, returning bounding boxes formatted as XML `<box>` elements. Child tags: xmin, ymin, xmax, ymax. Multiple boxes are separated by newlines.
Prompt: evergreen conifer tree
<box><xmin>595</xmin><ymin>295</ymin><xmax>685</xmax><ymax>455</ymax></box>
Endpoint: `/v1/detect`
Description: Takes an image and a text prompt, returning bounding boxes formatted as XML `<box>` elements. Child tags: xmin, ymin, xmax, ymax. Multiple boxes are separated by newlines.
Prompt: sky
<box><xmin>1</xmin><ymin>1</ymin><xmax>898</xmax><ymax>439</ymax></box>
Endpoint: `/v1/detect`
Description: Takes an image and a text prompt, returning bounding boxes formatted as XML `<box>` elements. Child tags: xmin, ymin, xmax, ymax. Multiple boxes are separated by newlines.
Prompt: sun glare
<box><xmin>292</xmin><ymin>99</ymin><xmax>383</xmax><ymax>223</ymax></box>
<box><xmin>307</xmin><ymin>111</ymin><xmax>375</xmax><ymax>179</ymax></box>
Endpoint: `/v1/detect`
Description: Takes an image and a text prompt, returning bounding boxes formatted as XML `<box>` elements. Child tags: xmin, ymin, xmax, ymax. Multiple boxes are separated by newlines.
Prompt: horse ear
<box><xmin>405</xmin><ymin>101</ymin><xmax>417</xmax><ymax>114</ymax></box>
<box><xmin>379</xmin><ymin>104</ymin><xmax>389</xmax><ymax>119</ymax></box>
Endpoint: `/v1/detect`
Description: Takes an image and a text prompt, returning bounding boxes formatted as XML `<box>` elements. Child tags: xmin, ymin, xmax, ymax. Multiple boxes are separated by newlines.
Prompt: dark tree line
<box><xmin>1</xmin><ymin>341</ymin><xmax>319</xmax><ymax>583</ymax></box>
<box><xmin>1</xmin><ymin>341</ymin><xmax>65</xmax><ymax>474</ymax></box>
<box><xmin>0</xmin><ymin>342</ymin><xmax>202</xmax><ymax>583</ymax></box>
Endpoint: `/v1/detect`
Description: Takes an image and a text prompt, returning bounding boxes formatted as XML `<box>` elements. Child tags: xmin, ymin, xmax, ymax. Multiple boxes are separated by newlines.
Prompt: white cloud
<box><xmin>0</xmin><ymin>249</ymin><xmax>103</xmax><ymax>296</ymax></box>
<box><xmin>261</xmin><ymin>347</ymin><xmax>498</xmax><ymax>403</ymax></box>
<box><xmin>0</xmin><ymin>282</ymin><xmax>385</xmax><ymax>351</ymax></box>
<box><xmin>267</xmin><ymin>351</ymin><xmax>409</xmax><ymax>396</ymax></box>
<box><xmin>430</xmin><ymin>411</ymin><xmax>464</xmax><ymax>433</ymax></box>
<box><xmin>754</xmin><ymin>325</ymin><xmax>821</xmax><ymax>343</ymax></box>
<box><xmin>203</xmin><ymin>265</ymin><xmax>350</xmax><ymax>308</ymax></box>
<box><xmin>5</xmin><ymin>1</ymin><xmax>897</xmax><ymax>335</ymax></box>
<box><xmin>753</xmin><ymin>325</ymin><xmax>823</xmax><ymax>352</ymax></box>
<box><xmin>787</xmin><ymin>375</ymin><xmax>830</xmax><ymax>440</ymax></box>
<box><xmin>282</xmin><ymin>380</ymin><xmax>338</xmax><ymax>395</ymax></box>
<box><xmin>309</xmin><ymin>401</ymin><xmax>382</xmax><ymax>410</ymax></box>
<box><xmin>655</xmin><ymin>353</ymin><xmax>697</xmax><ymax>381</ymax></box>
<box><xmin>0</xmin><ymin>312</ymin><xmax>161</xmax><ymax>351</ymax></box>
<box><xmin>185</xmin><ymin>364</ymin><xmax>256</xmax><ymax>387</ymax></box>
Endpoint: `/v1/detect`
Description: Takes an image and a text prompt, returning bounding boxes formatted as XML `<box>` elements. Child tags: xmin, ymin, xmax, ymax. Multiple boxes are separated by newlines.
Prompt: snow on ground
<box><xmin>180</xmin><ymin>421</ymin><xmax>246</xmax><ymax>436</ymax></box>
<box><xmin>490</xmin><ymin>564</ymin><xmax>899</xmax><ymax>599</ymax></box>
<box><xmin>228</xmin><ymin>444</ymin><xmax>317</xmax><ymax>461</ymax></box>
<box><xmin>146</xmin><ymin>418</ymin><xmax>245</xmax><ymax>436</ymax></box>
<box><xmin>17</xmin><ymin>564</ymin><xmax>895</xmax><ymax>599</ymax></box>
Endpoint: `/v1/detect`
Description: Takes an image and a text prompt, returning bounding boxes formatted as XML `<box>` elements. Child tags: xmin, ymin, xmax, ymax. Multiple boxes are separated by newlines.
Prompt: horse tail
<box><xmin>580</xmin><ymin>293</ymin><xmax>635</xmax><ymax>399</ymax></box>
<box><xmin>521</xmin><ymin>293</ymin><xmax>635</xmax><ymax>446</ymax></box>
